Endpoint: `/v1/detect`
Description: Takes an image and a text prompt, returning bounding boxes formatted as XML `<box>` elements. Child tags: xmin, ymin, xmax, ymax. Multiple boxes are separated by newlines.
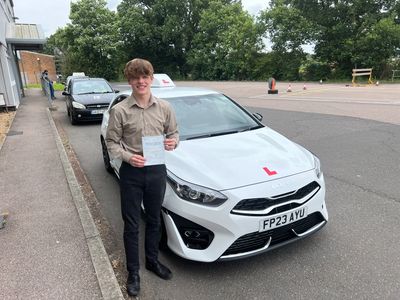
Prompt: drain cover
<box><xmin>7</xmin><ymin>130</ymin><xmax>23</xmax><ymax>136</ymax></box>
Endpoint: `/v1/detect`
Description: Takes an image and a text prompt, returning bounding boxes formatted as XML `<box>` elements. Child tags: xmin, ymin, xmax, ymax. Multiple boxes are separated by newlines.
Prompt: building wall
<box><xmin>0</xmin><ymin>0</ymin><xmax>18</xmax><ymax>107</ymax></box>
<box><xmin>19</xmin><ymin>51</ymin><xmax>56</xmax><ymax>85</ymax></box>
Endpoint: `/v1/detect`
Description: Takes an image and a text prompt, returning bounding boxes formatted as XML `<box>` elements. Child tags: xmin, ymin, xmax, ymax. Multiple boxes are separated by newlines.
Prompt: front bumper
<box><xmin>162</xmin><ymin>170</ymin><xmax>328</xmax><ymax>262</ymax></box>
<box><xmin>71</xmin><ymin>107</ymin><xmax>107</xmax><ymax>122</ymax></box>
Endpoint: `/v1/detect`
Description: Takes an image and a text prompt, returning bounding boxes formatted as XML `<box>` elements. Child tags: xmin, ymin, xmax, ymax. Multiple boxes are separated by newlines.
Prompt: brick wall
<box><xmin>18</xmin><ymin>51</ymin><xmax>56</xmax><ymax>85</ymax></box>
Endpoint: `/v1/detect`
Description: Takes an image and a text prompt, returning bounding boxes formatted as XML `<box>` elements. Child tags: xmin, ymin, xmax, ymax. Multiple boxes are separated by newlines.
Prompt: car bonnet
<box><xmin>165</xmin><ymin>127</ymin><xmax>315</xmax><ymax>191</ymax></box>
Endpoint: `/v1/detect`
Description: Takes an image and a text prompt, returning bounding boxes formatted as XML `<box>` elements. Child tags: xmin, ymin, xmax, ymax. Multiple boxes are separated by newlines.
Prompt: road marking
<box><xmin>247</xmin><ymin>96</ymin><xmax>400</xmax><ymax>106</ymax></box>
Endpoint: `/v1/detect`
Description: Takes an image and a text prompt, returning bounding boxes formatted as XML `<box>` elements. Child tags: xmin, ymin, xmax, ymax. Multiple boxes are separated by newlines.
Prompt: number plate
<box><xmin>91</xmin><ymin>109</ymin><xmax>106</xmax><ymax>115</ymax></box>
<box><xmin>259</xmin><ymin>207</ymin><xmax>308</xmax><ymax>232</ymax></box>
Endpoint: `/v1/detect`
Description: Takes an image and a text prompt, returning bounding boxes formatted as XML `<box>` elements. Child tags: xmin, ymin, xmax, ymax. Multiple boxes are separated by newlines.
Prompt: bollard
<box><xmin>267</xmin><ymin>78</ymin><xmax>279</xmax><ymax>94</ymax></box>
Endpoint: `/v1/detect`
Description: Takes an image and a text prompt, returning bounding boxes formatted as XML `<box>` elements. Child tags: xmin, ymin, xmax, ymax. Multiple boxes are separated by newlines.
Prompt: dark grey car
<box><xmin>63</xmin><ymin>77</ymin><xmax>118</xmax><ymax>125</ymax></box>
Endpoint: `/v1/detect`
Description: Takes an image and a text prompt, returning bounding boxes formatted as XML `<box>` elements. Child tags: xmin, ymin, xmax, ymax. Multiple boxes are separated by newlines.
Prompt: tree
<box><xmin>188</xmin><ymin>1</ymin><xmax>262</xmax><ymax>80</ymax></box>
<box><xmin>41</xmin><ymin>34</ymin><xmax>64</xmax><ymax>76</ymax></box>
<box><xmin>117</xmin><ymin>0</ymin><xmax>204</xmax><ymax>78</ymax></box>
<box><xmin>117</xmin><ymin>0</ymin><xmax>237</xmax><ymax>78</ymax></box>
<box><xmin>50</xmin><ymin>0</ymin><xmax>120</xmax><ymax>80</ymax></box>
<box><xmin>259</xmin><ymin>0</ymin><xmax>316</xmax><ymax>53</ymax></box>
<box><xmin>259</xmin><ymin>0</ymin><xmax>400</xmax><ymax>80</ymax></box>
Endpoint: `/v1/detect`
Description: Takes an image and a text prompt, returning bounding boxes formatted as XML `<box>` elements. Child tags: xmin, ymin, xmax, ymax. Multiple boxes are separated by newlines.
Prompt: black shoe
<box><xmin>145</xmin><ymin>260</ymin><xmax>173</xmax><ymax>280</ymax></box>
<box><xmin>126</xmin><ymin>272</ymin><xmax>140</xmax><ymax>296</ymax></box>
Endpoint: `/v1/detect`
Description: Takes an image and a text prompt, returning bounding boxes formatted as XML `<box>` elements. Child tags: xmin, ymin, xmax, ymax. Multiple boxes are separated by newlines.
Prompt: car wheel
<box><xmin>101</xmin><ymin>137</ymin><xmax>113</xmax><ymax>173</ymax></box>
<box><xmin>69</xmin><ymin>109</ymin><xmax>78</xmax><ymax>125</ymax></box>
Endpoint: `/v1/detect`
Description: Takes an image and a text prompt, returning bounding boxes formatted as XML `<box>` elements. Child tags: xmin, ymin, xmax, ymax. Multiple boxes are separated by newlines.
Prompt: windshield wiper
<box><xmin>239</xmin><ymin>125</ymin><xmax>264</xmax><ymax>132</ymax></box>
<box><xmin>186</xmin><ymin>130</ymin><xmax>239</xmax><ymax>140</ymax></box>
<box><xmin>77</xmin><ymin>92</ymin><xmax>97</xmax><ymax>95</ymax></box>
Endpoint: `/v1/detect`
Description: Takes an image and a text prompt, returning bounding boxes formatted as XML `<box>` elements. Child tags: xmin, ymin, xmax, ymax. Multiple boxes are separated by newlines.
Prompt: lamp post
<box><xmin>36</xmin><ymin>57</ymin><xmax>41</xmax><ymax>84</ymax></box>
<box><xmin>37</xmin><ymin>57</ymin><xmax>47</xmax><ymax>97</ymax></box>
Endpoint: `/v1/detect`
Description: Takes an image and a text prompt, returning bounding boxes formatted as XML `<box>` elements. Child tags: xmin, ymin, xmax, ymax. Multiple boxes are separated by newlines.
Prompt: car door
<box><xmin>65</xmin><ymin>80</ymin><xmax>74</xmax><ymax>112</ymax></box>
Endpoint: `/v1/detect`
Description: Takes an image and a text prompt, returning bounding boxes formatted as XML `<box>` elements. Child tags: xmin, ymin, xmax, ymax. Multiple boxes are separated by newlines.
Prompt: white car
<box><xmin>100</xmin><ymin>76</ymin><xmax>328</xmax><ymax>262</ymax></box>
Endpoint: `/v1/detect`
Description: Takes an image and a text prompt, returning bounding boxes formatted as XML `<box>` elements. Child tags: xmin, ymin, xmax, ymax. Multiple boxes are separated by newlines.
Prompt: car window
<box><xmin>166</xmin><ymin>94</ymin><xmax>261</xmax><ymax>140</ymax></box>
<box><xmin>67</xmin><ymin>79</ymin><xmax>73</xmax><ymax>93</ymax></box>
<box><xmin>72</xmin><ymin>80</ymin><xmax>113</xmax><ymax>95</ymax></box>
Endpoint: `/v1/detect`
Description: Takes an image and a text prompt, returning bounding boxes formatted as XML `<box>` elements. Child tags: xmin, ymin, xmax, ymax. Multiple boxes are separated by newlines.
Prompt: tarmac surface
<box><xmin>1</xmin><ymin>82</ymin><xmax>399</xmax><ymax>299</ymax></box>
<box><xmin>0</xmin><ymin>89</ymin><xmax>123</xmax><ymax>299</ymax></box>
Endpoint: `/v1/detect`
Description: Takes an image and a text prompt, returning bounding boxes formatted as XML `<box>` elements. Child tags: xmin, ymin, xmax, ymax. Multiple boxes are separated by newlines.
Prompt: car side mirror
<box><xmin>62</xmin><ymin>91</ymin><xmax>70</xmax><ymax>96</ymax></box>
<box><xmin>114</xmin><ymin>90</ymin><xmax>119</xmax><ymax>93</ymax></box>
<box><xmin>253</xmin><ymin>112</ymin><xmax>263</xmax><ymax>121</ymax></box>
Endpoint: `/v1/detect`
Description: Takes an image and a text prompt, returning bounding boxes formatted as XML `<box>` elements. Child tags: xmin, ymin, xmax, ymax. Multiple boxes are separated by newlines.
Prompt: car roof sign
<box><xmin>152</xmin><ymin>74</ymin><xmax>175</xmax><ymax>88</ymax></box>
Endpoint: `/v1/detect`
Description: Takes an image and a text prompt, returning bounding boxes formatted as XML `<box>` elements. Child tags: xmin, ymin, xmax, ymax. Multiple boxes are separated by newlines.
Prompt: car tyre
<box><xmin>69</xmin><ymin>108</ymin><xmax>78</xmax><ymax>125</ymax></box>
<box><xmin>101</xmin><ymin>137</ymin><xmax>114</xmax><ymax>173</ymax></box>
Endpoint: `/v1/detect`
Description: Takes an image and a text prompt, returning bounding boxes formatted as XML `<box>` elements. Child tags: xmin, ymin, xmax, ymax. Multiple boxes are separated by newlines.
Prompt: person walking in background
<box><xmin>39</xmin><ymin>70</ymin><xmax>47</xmax><ymax>96</ymax></box>
<box><xmin>105</xmin><ymin>58</ymin><xmax>179</xmax><ymax>297</ymax></box>
<box><xmin>42</xmin><ymin>70</ymin><xmax>56</xmax><ymax>100</ymax></box>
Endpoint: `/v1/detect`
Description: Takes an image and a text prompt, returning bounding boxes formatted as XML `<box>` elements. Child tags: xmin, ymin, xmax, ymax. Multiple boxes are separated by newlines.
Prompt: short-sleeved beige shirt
<box><xmin>105</xmin><ymin>94</ymin><xmax>179</xmax><ymax>163</ymax></box>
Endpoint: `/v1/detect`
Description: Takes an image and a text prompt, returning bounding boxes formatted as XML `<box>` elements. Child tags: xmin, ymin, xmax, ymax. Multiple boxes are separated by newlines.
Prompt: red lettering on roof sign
<box><xmin>162</xmin><ymin>79</ymin><xmax>170</xmax><ymax>84</ymax></box>
<box><xmin>263</xmin><ymin>167</ymin><xmax>277</xmax><ymax>176</ymax></box>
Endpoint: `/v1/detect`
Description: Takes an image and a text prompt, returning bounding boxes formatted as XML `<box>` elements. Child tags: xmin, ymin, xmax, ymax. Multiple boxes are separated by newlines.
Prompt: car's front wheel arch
<box><xmin>100</xmin><ymin>136</ymin><xmax>113</xmax><ymax>173</ymax></box>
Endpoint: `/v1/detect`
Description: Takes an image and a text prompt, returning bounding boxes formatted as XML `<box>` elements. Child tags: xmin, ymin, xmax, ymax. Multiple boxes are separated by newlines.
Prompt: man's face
<box><xmin>129</xmin><ymin>74</ymin><xmax>153</xmax><ymax>96</ymax></box>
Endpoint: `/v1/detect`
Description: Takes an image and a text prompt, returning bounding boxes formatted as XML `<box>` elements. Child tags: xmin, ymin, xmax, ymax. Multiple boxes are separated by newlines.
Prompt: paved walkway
<box><xmin>0</xmin><ymin>89</ymin><xmax>123</xmax><ymax>299</ymax></box>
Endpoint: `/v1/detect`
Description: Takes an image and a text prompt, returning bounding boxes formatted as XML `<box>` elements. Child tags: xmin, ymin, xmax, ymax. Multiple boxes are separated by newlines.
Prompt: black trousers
<box><xmin>119</xmin><ymin>162</ymin><xmax>167</xmax><ymax>273</ymax></box>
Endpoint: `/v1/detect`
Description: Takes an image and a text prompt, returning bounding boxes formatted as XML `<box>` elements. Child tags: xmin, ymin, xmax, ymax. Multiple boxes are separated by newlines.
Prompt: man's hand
<box><xmin>129</xmin><ymin>154</ymin><xmax>146</xmax><ymax>167</ymax></box>
<box><xmin>164</xmin><ymin>138</ymin><xmax>176</xmax><ymax>151</ymax></box>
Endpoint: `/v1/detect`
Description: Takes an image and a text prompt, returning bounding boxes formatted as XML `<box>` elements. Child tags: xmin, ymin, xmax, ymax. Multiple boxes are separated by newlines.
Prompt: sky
<box><xmin>13</xmin><ymin>0</ymin><xmax>269</xmax><ymax>38</ymax></box>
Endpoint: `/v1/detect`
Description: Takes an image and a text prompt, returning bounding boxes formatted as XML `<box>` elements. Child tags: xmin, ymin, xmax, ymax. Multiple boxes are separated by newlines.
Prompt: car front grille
<box><xmin>86</xmin><ymin>103</ymin><xmax>109</xmax><ymax>109</ymax></box>
<box><xmin>222</xmin><ymin>212</ymin><xmax>325</xmax><ymax>256</ymax></box>
<box><xmin>231</xmin><ymin>181</ymin><xmax>320</xmax><ymax>216</ymax></box>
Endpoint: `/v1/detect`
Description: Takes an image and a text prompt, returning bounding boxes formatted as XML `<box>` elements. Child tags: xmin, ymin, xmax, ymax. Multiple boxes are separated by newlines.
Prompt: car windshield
<box><xmin>72</xmin><ymin>80</ymin><xmax>113</xmax><ymax>95</ymax></box>
<box><xmin>166</xmin><ymin>93</ymin><xmax>262</xmax><ymax>140</ymax></box>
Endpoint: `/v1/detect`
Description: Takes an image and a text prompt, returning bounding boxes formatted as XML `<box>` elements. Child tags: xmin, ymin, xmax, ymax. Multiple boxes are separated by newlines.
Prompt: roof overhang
<box><xmin>6</xmin><ymin>23</ymin><xmax>46</xmax><ymax>50</ymax></box>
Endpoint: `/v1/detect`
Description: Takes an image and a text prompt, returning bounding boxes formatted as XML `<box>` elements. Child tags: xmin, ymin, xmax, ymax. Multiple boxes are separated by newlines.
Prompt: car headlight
<box><xmin>314</xmin><ymin>155</ymin><xmax>322</xmax><ymax>179</ymax></box>
<box><xmin>72</xmin><ymin>101</ymin><xmax>86</xmax><ymax>109</ymax></box>
<box><xmin>167</xmin><ymin>172</ymin><xmax>228</xmax><ymax>206</ymax></box>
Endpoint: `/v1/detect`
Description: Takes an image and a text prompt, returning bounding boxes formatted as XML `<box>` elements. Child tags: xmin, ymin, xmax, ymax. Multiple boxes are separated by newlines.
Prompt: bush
<box><xmin>299</xmin><ymin>57</ymin><xmax>331</xmax><ymax>81</ymax></box>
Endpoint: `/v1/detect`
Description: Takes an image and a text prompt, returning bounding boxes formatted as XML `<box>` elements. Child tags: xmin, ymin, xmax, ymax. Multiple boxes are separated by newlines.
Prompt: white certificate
<box><xmin>142</xmin><ymin>135</ymin><xmax>165</xmax><ymax>166</ymax></box>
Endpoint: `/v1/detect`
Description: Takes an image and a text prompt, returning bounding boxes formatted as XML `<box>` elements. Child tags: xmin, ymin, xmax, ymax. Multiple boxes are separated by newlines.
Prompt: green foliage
<box><xmin>299</xmin><ymin>57</ymin><xmax>331</xmax><ymax>81</ymax></box>
<box><xmin>259</xmin><ymin>1</ymin><xmax>317</xmax><ymax>53</ymax></box>
<box><xmin>26</xmin><ymin>83</ymin><xmax>64</xmax><ymax>91</ymax></box>
<box><xmin>251</xmin><ymin>50</ymin><xmax>306</xmax><ymax>81</ymax></box>
<box><xmin>188</xmin><ymin>1</ymin><xmax>261</xmax><ymax>80</ymax></box>
<box><xmin>252</xmin><ymin>52</ymin><xmax>276</xmax><ymax>81</ymax></box>
<box><xmin>259</xmin><ymin>0</ymin><xmax>400</xmax><ymax>80</ymax></box>
<box><xmin>45</xmin><ymin>0</ymin><xmax>400</xmax><ymax>81</ymax></box>
<box><xmin>117</xmin><ymin>0</ymin><xmax>210</xmax><ymax>78</ymax></box>
<box><xmin>49</xmin><ymin>0</ymin><xmax>121</xmax><ymax>80</ymax></box>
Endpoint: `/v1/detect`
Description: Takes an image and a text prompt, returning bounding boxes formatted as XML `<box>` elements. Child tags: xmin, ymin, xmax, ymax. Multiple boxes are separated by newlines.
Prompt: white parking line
<box><xmin>248</xmin><ymin>95</ymin><xmax>400</xmax><ymax>105</ymax></box>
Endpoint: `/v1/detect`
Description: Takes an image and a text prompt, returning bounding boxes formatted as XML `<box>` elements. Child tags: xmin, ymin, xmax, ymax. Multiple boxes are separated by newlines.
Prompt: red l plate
<box><xmin>263</xmin><ymin>167</ymin><xmax>277</xmax><ymax>176</ymax></box>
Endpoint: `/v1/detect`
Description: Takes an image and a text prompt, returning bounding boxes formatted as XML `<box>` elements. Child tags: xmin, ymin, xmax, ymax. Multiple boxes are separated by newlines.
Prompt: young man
<box><xmin>105</xmin><ymin>58</ymin><xmax>179</xmax><ymax>297</ymax></box>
